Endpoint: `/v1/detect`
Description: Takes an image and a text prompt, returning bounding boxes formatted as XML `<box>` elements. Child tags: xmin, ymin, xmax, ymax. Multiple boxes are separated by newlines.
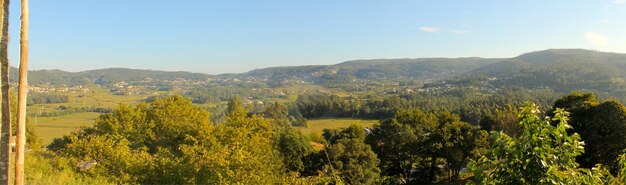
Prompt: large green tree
<box><xmin>263</xmin><ymin>102</ymin><xmax>290</xmax><ymax>127</ymax></box>
<box><xmin>326</xmin><ymin>137</ymin><xmax>381</xmax><ymax>185</ymax></box>
<box><xmin>52</xmin><ymin>96</ymin><xmax>213</xmax><ymax>183</ymax></box>
<box><xmin>365</xmin><ymin>119</ymin><xmax>417</xmax><ymax>182</ymax></box>
<box><xmin>366</xmin><ymin>109</ymin><xmax>486</xmax><ymax>183</ymax></box>
<box><xmin>441</xmin><ymin>121</ymin><xmax>488</xmax><ymax>180</ymax></box>
<box><xmin>310</xmin><ymin>125</ymin><xmax>382</xmax><ymax>184</ymax></box>
<box><xmin>51</xmin><ymin>96</ymin><xmax>326</xmax><ymax>184</ymax></box>
<box><xmin>551</xmin><ymin>92</ymin><xmax>626</xmax><ymax>173</ymax></box>
<box><xmin>275</xmin><ymin>127</ymin><xmax>313</xmax><ymax>173</ymax></box>
<box><xmin>323</xmin><ymin>124</ymin><xmax>366</xmax><ymax>145</ymax></box>
<box><xmin>470</xmin><ymin>102</ymin><xmax>626</xmax><ymax>184</ymax></box>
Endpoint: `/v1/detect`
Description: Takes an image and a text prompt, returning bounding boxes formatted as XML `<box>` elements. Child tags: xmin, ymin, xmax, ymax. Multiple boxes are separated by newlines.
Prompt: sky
<box><xmin>5</xmin><ymin>0</ymin><xmax>626</xmax><ymax>74</ymax></box>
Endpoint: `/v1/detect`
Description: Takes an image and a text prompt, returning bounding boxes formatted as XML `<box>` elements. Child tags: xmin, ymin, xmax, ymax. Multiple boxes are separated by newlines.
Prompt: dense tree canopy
<box><xmin>48</xmin><ymin>96</ymin><xmax>328</xmax><ymax>184</ymax></box>
<box><xmin>326</xmin><ymin>137</ymin><xmax>381</xmax><ymax>185</ymax></box>
<box><xmin>365</xmin><ymin>108</ymin><xmax>487</xmax><ymax>183</ymax></box>
<box><xmin>275</xmin><ymin>127</ymin><xmax>313</xmax><ymax>173</ymax></box>
<box><xmin>551</xmin><ymin>92</ymin><xmax>626</xmax><ymax>173</ymax></box>
<box><xmin>470</xmin><ymin>102</ymin><xmax>626</xmax><ymax>184</ymax></box>
<box><xmin>319</xmin><ymin>125</ymin><xmax>381</xmax><ymax>185</ymax></box>
<box><xmin>27</xmin><ymin>93</ymin><xmax>68</xmax><ymax>105</ymax></box>
<box><xmin>365</xmin><ymin>119</ymin><xmax>417</xmax><ymax>183</ymax></box>
<box><xmin>32</xmin><ymin>92</ymin><xmax>626</xmax><ymax>184</ymax></box>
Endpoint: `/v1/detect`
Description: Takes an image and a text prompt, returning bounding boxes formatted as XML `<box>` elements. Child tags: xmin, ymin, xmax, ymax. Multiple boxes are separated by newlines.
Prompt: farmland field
<box><xmin>297</xmin><ymin>118</ymin><xmax>379</xmax><ymax>134</ymax></box>
<box><xmin>35</xmin><ymin>112</ymin><xmax>101</xmax><ymax>144</ymax></box>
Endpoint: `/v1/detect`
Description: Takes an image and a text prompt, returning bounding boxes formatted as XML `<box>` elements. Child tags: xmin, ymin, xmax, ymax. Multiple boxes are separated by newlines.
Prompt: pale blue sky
<box><xmin>5</xmin><ymin>0</ymin><xmax>626</xmax><ymax>74</ymax></box>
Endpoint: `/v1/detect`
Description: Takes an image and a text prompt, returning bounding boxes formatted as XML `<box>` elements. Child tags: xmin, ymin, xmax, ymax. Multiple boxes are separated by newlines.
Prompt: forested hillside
<box><xmin>466</xmin><ymin>49</ymin><xmax>626</xmax><ymax>96</ymax></box>
<box><xmin>10</xmin><ymin>68</ymin><xmax>212</xmax><ymax>85</ymax></box>
<box><xmin>16</xmin><ymin>58</ymin><xmax>499</xmax><ymax>86</ymax></box>
<box><xmin>17</xmin><ymin>49</ymin><xmax>626</xmax><ymax>100</ymax></box>
<box><xmin>244</xmin><ymin>58</ymin><xmax>499</xmax><ymax>85</ymax></box>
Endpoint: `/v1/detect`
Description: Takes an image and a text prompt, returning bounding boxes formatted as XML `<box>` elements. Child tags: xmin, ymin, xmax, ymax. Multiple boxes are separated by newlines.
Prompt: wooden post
<box><xmin>0</xmin><ymin>0</ymin><xmax>10</xmax><ymax>184</ymax></box>
<box><xmin>14</xmin><ymin>0</ymin><xmax>28</xmax><ymax>184</ymax></box>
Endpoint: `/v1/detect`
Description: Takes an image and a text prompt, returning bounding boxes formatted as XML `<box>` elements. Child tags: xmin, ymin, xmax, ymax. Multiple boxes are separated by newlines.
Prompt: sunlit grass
<box><xmin>297</xmin><ymin>118</ymin><xmax>378</xmax><ymax>135</ymax></box>
<box><xmin>34</xmin><ymin>112</ymin><xmax>100</xmax><ymax>145</ymax></box>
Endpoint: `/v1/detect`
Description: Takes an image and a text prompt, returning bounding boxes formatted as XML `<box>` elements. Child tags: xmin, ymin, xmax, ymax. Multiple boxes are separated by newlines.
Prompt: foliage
<box><xmin>296</xmin><ymin>94</ymin><xmax>355</xmax><ymax>118</ymax></box>
<box><xmin>226</xmin><ymin>95</ymin><xmax>244</xmax><ymax>116</ymax></box>
<box><xmin>467</xmin><ymin>49</ymin><xmax>626</xmax><ymax>98</ymax></box>
<box><xmin>185</xmin><ymin>87</ymin><xmax>285</xmax><ymax>104</ymax></box>
<box><xmin>50</xmin><ymin>96</ymin><xmax>211</xmax><ymax>183</ymax></box>
<box><xmin>325</xmin><ymin>135</ymin><xmax>381</xmax><ymax>184</ymax></box>
<box><xmin>16</xmin><ymin>67</ymin><xmax>210</xmax><ymax>86</ymax></box>
<box><xmin>27</xmin><ymin>93</ymin><xmax>69</xmax><ymax>105</ymax></box>
<box><xmin>25</xmin><ymin>151</ymin><xmax>112</xmax><ymax>185</ymax></box>
<box><xmin>366</xmin><ymin>109</ymin><xmax>487</xmax><ymax>183</ymax></box>
<box><xmin>7</xmin><ymin>94</ymin><xmax>41</xmax><ymax>148</ymax></box>
<box><xmin>442</xmin><ymin>121</ymin><xmax>489</xmax><ymax>180</ymax></box>
<box><xmin>275</xmin><ymin>127</ymin><xmax>314</xmax><ymax>173</ymax></box>
<box><xmin>551</xmin><ymin>92</ymin><xmax>626</xmax><ymax>173</ymax></box>
<box><xmin>264</xmin><ymin>102</ymin><xmax>291</xmax><ymax>127</ymax></box>
<box><xmin>490</xmin><ymin>104</ymin><xmax>522</xmax><ymax>137</ymax></box>
<box><xmin>469</xmin><ymin>102</ymin><xmax>622</xmax><ymax>184</ymax></box>
<box><xmin>478</xmin><ymin>115</ymin><xmax>496</xmax><ymax>131</ymax></box>
<box><xmin>325</xmin><ymin>138</ymin><xmax>381</xmax><ymax>185</ymax></box>
<box><xmin>365</xmin><ymin>119</ymin><xmax>417</xmax><ymax>182</ymax></box>
<box><xmin>290</xmin><ymin>88</ymin><xmax>559</xmax><ymax>127</ymax></box>
<box><xmin>322</xmin><ymin>124</ymin><xmax>366</xmax><ymax>145</ymax></box>
<box><xmin>49</xmin><ymin>95</ymin><xmax>325</xmax><ymax>184</ymax></box>
<box><xmin>31</xmin><ymin>106</ymin><xmax>111</xmax><ymax>117</ymax></box>
<box><xmin>617</xmin><ymin>154</ymin><xmax>626</xmax><ymax>183</ymax></box>
<box><xmin>179</xmin><ymin>108</ymin><xmax>285</xmax><ymax>184</ymax></box>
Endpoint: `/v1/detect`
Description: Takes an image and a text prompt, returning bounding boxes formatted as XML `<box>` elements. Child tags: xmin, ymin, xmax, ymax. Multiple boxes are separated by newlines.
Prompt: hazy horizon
<box><xmin>4</xmin><ymin>0</ymin><xmax>626</xmax><ymax>74</ymax></box>
<box><xmin>12</xmin><ymin>48</ymin><xmax>619</xmax><ymax>75</ymax></box>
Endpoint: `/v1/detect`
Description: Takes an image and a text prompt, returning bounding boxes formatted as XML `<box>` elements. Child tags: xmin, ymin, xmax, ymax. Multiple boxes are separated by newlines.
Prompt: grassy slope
<box><xmin>34</xmin><ymin>112</ymin><xmax>100</xmax><ymax>144</ymax></box>
<box><xmin>27</xmin><ymin>85</ymin><xmax>152</xmax><ymax>113</ymax></box>
<box><xmin>30</xmin><ymin>86</ymin><xmax>151</xmax><ymax>145</ymax></box>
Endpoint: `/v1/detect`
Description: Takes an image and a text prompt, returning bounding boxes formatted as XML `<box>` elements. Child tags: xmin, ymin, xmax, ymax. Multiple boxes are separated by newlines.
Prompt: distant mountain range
<box><xmin>12</xmin><ymin>56</ymin><xmax>502</xmax><ymax>86</ymax></box>
<box><xmin>10</xmin><ymin>68</ymin><xmax>212</xmax><ymax>85</ymax></box>
<box><xmin>469</xmin><ymin>49</ymin><xmax>626</xmax><ymax>95</ymax></box>
<box><xmin>13</xmin><ymin>49</ymin><xmax>626</xmax><ymax>97</ymax></box>
<box><xmin>242</xmin><ymin>58</ymin><xmax>500</xmax><ymax>85</ymax></box>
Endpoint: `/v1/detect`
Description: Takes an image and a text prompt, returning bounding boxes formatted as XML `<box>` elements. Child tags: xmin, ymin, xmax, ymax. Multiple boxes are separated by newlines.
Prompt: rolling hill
<box><xmin>236</xmin><ymin>58</ymin><xmax>500</xmax><ymax>85</ymax></box>
<box><xmin>10</xmin><ymin>68</ymin><xmax>213</xmax><ymax>85</ymax></box>
<box><xmin>14</xmin><ymin>58</ymin><xmax>501</xmax><ymax>86</ymax></box>
<box><xmin>12</xmin><ymin>49</ymin><xmax>626</xmax><ymax>99</ymax></box>
<box><xmin>466</xmin><ymin>49</ymin><xmax>626</xmax><ymax>95</ymax></box>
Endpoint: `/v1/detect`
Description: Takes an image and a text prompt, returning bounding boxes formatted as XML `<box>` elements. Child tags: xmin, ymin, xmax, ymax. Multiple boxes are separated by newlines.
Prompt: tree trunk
<box><xmin>448</xmin><ymin>168</ymin><xmax>451</xmax><ymax>182</ymax></box>
<box><xmin>429</xmin><ymin>156</ymin><xmax>436</xmax><ymax>182</ymax></box>
<box><xmin>14</xmin><ymin>0</ymin><xmax>27</xmax><ymax>184</ymax></box>
<box><xmin>0</xmin><ymin>0</ymin><xmax>10</xmax><ymax>184</ymax></box>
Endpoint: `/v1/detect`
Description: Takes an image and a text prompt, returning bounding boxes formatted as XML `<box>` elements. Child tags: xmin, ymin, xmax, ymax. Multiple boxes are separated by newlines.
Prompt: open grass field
<box><xmin>28</xmin><ymin>84</ymin><xmax>322</xmax><ymax>145</ymax></box>
<box><xmin>34</xmin><ymin>112</ymin><xmax>101</xmax><ymax>145</ymax></box>
<box><xmin>27</xmin><ymin>86</ymin><xmax>150</xmax><ymax>145</ymax></box>
<box><xmin>28</xmin><ymin>85</ymin><xmax>152</xmax><ymax>114</ymax></box>
<box><xmin>297</xmin><ymin>118</ymin><xmax>379</xmax><ymax>134</ymax></box>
